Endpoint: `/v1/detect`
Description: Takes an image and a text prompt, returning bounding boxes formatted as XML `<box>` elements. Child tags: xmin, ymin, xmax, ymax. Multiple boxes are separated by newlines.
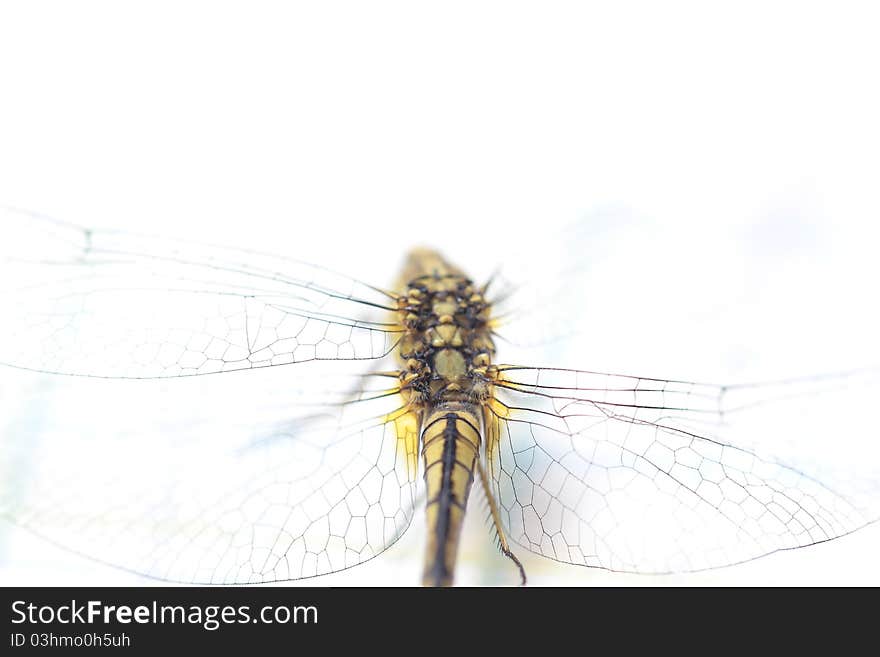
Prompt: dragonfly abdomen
<box><xmin>421</xmin><ymin>404</ymin><xmax>481</xmax><ymax>587</ymax></box>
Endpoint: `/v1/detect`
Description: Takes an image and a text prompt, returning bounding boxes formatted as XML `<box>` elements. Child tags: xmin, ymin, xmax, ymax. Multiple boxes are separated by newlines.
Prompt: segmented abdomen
<box><xmin>421</xmin><ymin>404</ymin><xmax>481</xmax><ymax>587</ymax></box>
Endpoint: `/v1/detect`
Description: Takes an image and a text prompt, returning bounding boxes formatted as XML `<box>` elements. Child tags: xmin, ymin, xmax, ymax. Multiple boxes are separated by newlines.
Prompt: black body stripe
<box><xmin>425</xmin><ymin>413</ymin><xmax>460</xmax><ymax>585</ymax></box>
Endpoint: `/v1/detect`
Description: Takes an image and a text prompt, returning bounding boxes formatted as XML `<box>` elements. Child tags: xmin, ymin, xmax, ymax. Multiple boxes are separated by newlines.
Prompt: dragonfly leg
<box><xmin>477</xmin><ymin>460</ymin><xmax>527</xmax><ymax>586</ymax></box>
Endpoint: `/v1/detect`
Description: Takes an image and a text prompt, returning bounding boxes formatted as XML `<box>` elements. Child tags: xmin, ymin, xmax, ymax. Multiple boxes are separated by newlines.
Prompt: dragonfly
<box><xmin>0</xmin><ymin>207</ymin><xmax>878</xmax><ymax>586</ymax></box>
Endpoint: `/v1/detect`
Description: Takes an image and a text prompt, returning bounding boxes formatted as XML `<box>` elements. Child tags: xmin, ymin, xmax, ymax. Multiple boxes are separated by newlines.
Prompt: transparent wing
<box><xmin>0</xmin><ymin>208</ymin><xmax>402</xmax><ymax>378</ymax></box>
<box><xmin>0</xmin><ymin>363</ymin><xmax>420</xmax><ymax>583</ymax></box>
<box><xmin>487</xmin><ymin>210</ymin><xmax>649</xmax><ymax>357</ymax></box>
<box><xmin>486</xmin><ymin>210</ymin><xmax>879</xmax><ymax>382</ymax></box>
<box><xmin>486</xmin><ymin>365</ymin><xmax>880</xmax><ymax>573</ymax></box>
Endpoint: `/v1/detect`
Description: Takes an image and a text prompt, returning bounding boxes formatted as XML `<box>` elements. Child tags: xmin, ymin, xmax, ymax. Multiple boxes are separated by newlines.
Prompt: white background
<box><xmin>1</xmin><ymin>1</ymin><xmax>879</xmax><ymax>586</ymax></box>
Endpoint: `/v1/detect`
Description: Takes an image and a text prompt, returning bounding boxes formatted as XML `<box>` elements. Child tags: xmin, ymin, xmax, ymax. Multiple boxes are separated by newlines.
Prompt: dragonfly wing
<box><xmin>486</xmin><ymin>366</ymin><xmax>880</xmax><ymax>573</ymax></box>
<box><xmin>488</xmin><ymin>210</ymin><xmax>642</xmax><ymax>357</ymax></box>
<box><xmin>488</xmin><ymin>211</ymin><xmax>879</xmax><ymax>387</ymax></box>
<box><xmin>0</xmin><ymin>208</ymin><xmax>401</xmax><ymax>378</ymax></box>
<box><xmin>0</xmin><ymin>364</ymin><xmax>420</xmax><ymax>583</ymax></box>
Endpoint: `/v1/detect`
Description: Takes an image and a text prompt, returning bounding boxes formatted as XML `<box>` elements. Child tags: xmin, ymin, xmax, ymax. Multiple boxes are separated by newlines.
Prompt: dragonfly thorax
<box><xmin>395</xmin><ymin>266</ymin><xmax>495</xmax><ymax>408</ymax></box>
